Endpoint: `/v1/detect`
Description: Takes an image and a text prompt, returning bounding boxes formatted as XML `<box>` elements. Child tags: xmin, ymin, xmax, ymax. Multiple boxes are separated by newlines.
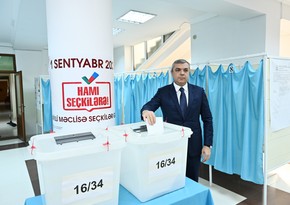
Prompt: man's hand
<box><xmin>142</xmin><ymin>110</ymin><xmax>156</xmax><ymax>125</ymax></box>
<box><xmin>201</xmin><ymin>146</ymin><xmax>211</xmax><ymax>162</ymax></box>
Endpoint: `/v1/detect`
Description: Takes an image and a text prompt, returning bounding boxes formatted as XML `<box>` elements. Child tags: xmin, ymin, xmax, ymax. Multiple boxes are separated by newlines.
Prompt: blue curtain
<box><xmin>146</xmin><ymin>72</ymin><xmax>169</xmax><ymax>117</ymax></box>
<box><xmin>189</xmin><ymin>67</ymin><xmax>207</xmax><ymax>147</ymax></box>
<box><xmin>207</xmin><ymin>60</ymin><xmax>264</xmax><ymax>184</ymax></box>
<box><xmin>132</xmin><ymin>74</ymin><xmax>148</xmax><ymax>122</ymax></box>
<box><xmin>156</xmin><ymin>72</ymin><xmax>169</xmax><ymax>116</ymax></box>
<box><xmin>114</xmin><ymin>75</ymin><xmax>123</xmax><ymax>125</ymax></box>
<box><xmin>189</xmin><ymin>66</ymin><xmax>207</xmax><ymax>89</ymax></box>
<box><xmin>41</xmin><ymin>79</ymin><xmax>53</xmax><ymax>133</ymax></box>
<box><xmin>123</xmin><ymin>75</ymin><xmax>135</xmax><ymax>124</ymax></box>
<box><xmin>115</xmin><ymin>72</ymin><xmax>169</xmax><ymax>124</ymax></box>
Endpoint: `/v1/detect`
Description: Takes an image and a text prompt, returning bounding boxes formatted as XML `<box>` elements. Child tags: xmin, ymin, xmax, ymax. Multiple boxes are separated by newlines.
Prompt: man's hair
<box><xmin>171</xmin><ymin>59</ymin><xmax>190</xmax><ymax>71</ymax></box>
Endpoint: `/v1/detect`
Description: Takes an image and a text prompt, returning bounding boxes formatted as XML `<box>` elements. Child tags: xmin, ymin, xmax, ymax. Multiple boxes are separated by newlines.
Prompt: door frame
<box><xmin>0</xmin><ymin>54</ymin><xmax>26</xmax><ymax>142</ymax></box>
<box><xmin>0</xmin><ymin>71</ymin><xmax>26</xmax><ymax>142</ymax></box>
<box><xmin>15</xmin><ymin>71</ymin><xmax>26</xmax><ymax>142</ymax></box>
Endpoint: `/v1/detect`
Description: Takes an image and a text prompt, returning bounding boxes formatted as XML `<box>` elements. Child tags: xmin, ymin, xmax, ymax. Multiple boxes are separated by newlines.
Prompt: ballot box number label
<box><xmin>62</xmin><ymin>167</ymin><xmax>114</xmax><ymax>204</ymax></box>
<box><xmin>148</xmin><ymin>148</ymin><xmax>182</xmax><ymax>182</ymax></box>
<box><xmin>73</xmin><ymin>179</ymin><xmax>103</xmax><ymax>194</ymax></box>
<box><xmin>156</xmin><ymin>157</ymin><xmax>176</xmax><ymax>169</ymax></box>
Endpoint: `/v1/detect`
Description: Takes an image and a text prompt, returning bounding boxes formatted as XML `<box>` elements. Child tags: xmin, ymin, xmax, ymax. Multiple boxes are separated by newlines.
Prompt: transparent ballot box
<box><xmin>108</xmin><ymin>121</ymin><xmax>192</xmax><ymax>202</ymax></box>
<box><xmin>28</xmin><ymin>130</ymin><xmax>125</xmax><ymax>205</ymax></box>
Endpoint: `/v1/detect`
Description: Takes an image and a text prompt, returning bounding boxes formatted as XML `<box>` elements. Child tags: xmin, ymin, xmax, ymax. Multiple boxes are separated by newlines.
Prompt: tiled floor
<box><xmin>199</xmin><ymin>163</ymin><xmax>290</xmax><ymax>205</ymax></box>
<box><xmin>0</xmin><ymin>141</ymin><xmax>34</xmax><ymax>205</ymax></box>
<box><xmin>0</xmin><ymin>140</ymin><xmax>290</xmax><ymax>205</ymax></box>
<box><xmin>199</xmin><ymin>178</ymin><xmax>246</xmax><ymax>204</ymax></box>
<box><xmin>267</xmin><ymin>165</ymin><xmax>290</xmax><ymax>194</ymax></box>
<box><xmin>0</xmin><ymin>104</ymin><xmax>18</xmax><ymax>139</ymax></box>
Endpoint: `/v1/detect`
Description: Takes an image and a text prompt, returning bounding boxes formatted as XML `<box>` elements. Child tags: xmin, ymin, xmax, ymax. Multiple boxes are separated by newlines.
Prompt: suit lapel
<box><xmin>185</xmin><ymin>84</ymin><xmax>194</xmax><ymax>118</ymax></box>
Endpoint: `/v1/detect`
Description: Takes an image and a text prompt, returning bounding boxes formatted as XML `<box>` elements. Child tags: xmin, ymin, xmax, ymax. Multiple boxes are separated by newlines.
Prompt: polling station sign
<box><xmin>48</xmin><ymin>57</ymin><xmax>115</xmax><ymax>132</ymax></box>
<box><xmin>61</xmin><ymin>70</ymin><xmax>112</xmax><ymax>112</ymax></box>
<box><xmin>62</xmin><ymin>80</ymin><xmax>111</xmax><ymax>112</ymax></box>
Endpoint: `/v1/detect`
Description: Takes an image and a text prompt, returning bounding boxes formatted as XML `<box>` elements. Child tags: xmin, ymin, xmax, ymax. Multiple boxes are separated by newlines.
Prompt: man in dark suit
<box><xmin>141</xmin><ymin>59</ymin><xmax>213</xmax><ymax>182</ymax></box>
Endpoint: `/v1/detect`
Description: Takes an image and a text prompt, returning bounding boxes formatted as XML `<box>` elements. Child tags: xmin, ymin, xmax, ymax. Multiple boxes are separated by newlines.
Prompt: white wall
<box><xmin>190</xmin><ymin>15</ymin><xmax>266</xmax><ymax>64</ymax></box>
<box><xmin>282</xmin><ymin>3</ymin><xmax>290</xmax><ymax>20</ymax></box>
<box><xmin>0</xmin><ymin>45</ymin><xmax>14</xmax><ymax>54</ymax></box>
<box><xmin>113</xmin><ymin>46</ymin><xmax>133</xmax><ymax>73</ymax></box>
<box><xmin>227</xmin><ymin>0</ymin><xmax>281</xmax><ymax>56</ymax></box>
<box><xmin>280</xmin><ymin>3</ymin><xmax>290</xmax><ymax>57</ymax></box>
<box><xmin>238</xmin><ymin>15</ymin><xmax>266</xmax><ymax>54</ymax></box>
<box><xmin>280</xmin><ymin>19</ymin><xmax>290</xmax><ymax>57</ymax></box>
<box><xmin>113</xmin><ymin>46</ymin><xmax>126</xmax><ymax>73</ymax></box>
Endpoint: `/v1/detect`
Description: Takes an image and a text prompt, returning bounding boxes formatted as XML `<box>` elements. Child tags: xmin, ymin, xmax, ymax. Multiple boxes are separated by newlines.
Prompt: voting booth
<box><xmin>108</xmin><ymin>120</ymin><xmax>192</xmax><ymax>202</ymax></box>
<box><xmin>28</xmin><ymin>130</ymin><xmax>125</xmax><ymax>205</ymax></box>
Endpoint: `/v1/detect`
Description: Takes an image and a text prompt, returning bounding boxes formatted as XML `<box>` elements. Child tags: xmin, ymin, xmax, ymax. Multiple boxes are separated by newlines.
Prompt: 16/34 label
<box><xmin>148</xmin><ymin>148</ymin><xmax>183</xmax><ymax>182</ymax></box>
<box><xmin>61</xmin><ymin>167</ymin><xmax>114</xmax><ymax>204</ymax></box>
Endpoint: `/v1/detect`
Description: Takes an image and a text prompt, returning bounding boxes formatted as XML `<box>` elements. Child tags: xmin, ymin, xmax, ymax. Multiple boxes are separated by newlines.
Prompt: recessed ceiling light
<box><xmin>117</xmin><ymin>10</ymin><xmax>156</xmax><ymax>24</ymax></box>
<box><xmin>113</xmin><ymin>27</ymin><xmax>124</xmax><ymax>36</ymax></box>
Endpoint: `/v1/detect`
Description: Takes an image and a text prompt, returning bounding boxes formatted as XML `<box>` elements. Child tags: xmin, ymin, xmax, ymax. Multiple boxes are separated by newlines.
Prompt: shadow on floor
<box><xmin>199</xmin><ymin>163</ymin><xmax>290</xmax><ymax>205</ymax></box>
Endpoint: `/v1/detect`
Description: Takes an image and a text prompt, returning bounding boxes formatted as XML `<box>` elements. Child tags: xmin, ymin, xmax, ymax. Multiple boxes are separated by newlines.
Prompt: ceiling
<box><xmin>0</xmin><ymin>0</ymin><xmax>263</xmax><ymax>51</ymax></box>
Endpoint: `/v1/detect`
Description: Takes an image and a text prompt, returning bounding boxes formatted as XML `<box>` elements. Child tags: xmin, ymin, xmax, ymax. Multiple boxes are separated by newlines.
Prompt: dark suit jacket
<box><xmin>141</xmin><ymin>83</ymin><xmax>213</xmax><ymax>157</ymax></box>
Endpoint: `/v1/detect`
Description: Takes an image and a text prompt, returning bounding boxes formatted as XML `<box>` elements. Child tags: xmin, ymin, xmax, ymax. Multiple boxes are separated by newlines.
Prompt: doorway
<box><xmin>0</xmin><ymin>71</ymin><xmax>26</xmax><ymax>142</ymax></box>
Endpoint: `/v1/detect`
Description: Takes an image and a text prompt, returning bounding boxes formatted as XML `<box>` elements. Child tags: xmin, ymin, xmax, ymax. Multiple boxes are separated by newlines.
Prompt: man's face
<box><xmin>171</xmin><ymin>63</ymin><xmax>189</xmax><ymax>86</ymax></box>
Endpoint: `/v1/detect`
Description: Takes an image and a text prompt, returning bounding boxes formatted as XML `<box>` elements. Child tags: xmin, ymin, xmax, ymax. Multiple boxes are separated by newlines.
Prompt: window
<box><xmin>147</xmin><ymin>37</ymin><xmax>162</xmax><ymax>58</ymax></box>
<box><xmin>0</xmin><ymin>54</ymin><xmax>16</xmax><ymax>72</ymax></box>
<box><xmin>133</xmin><ymin>31</ymin><xmax>175</xmax><ymax>70</ymax></box>
<box><xmin>133</xmin><ymin>42</ymin><xmax>146</xmax><ymax>70</ymax></box>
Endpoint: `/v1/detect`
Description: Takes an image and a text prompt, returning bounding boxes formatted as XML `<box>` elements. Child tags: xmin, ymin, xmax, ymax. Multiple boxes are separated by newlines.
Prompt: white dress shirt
<box><xmin>173</xmin><ymin>82</ymin><xmax>188</xmax><ymax>105</ymax></box>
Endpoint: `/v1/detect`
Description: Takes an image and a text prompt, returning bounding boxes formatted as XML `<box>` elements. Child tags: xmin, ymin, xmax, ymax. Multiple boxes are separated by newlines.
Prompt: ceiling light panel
<box><xmin>117</xmin><ymin>10</ymin><xmax>156</xmax><ymax>24</ymax></box>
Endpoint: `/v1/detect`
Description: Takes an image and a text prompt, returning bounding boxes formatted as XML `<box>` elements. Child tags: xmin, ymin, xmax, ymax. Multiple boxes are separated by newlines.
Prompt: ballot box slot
<box><xmin>54</xmin><ymin>132</ymin><xmax>95</xmax><ymax>145</ymax></box>
<box><xmin>131</xmin><ymin>125</ymin><xmax>147</xmax><ymax>133</ymax></box>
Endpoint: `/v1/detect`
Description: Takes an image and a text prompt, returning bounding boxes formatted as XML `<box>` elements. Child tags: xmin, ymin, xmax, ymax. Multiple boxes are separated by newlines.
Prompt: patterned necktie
<box><xmin>179</xmin><ymin>87</ymin><xmax>187</xmax><ymax>117</ymax></box>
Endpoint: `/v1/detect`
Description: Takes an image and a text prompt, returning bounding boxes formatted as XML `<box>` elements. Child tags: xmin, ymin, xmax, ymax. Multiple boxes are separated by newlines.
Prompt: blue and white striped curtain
<box><xmin>123</xmin><ymin>75</ymin><xmax>135</xmax><ymax>124</ymax></box>
<box><xmin>114</xmin><ymin>76</ymin><xmax>123</xmax><ymax>125</ymax></box>
<box><xmin>189</xmin><ymin>66</ymin><xmax>207</xmax><ymax>149</ymax></box>
<box><xmin>114</xmin><ymin>72</ymin><xmax>169</xmax><ymax>125</ymax></box>
<box><xmin>41</xmin><ymin>79</ymin><xmax>53</xmax><ymax>133</ymax></box>
<box><xmin>189</xmin><ymin>66</ymin><xmax>207</xmax><ymax>89</ymax></box>
<box><xmin>207</xmin><ymin>60</ymin><xmax>264</xmax><ymax>184</ymax></box>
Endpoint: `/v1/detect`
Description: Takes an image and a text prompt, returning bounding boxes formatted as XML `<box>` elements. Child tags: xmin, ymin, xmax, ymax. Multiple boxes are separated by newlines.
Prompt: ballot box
<box><xmin>108</xmin><ymin>121</ymin><xmax>192</xmax><ymax>202</ymax></box>
<box><xmin>28</xmin><ymin>130</ymin><xmax>126</xmax><ymax>205</ymax></box>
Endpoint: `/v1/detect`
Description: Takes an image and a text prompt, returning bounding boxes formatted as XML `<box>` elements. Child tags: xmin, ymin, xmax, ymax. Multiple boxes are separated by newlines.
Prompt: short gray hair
<box><xmin>171</xmin><ymin>59</ymin><xmax>190</xmax><ymax>71</ymax></box>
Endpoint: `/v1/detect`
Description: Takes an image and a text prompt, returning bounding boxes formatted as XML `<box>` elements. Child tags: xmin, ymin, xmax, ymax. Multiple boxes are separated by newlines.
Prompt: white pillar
<box><xmin>45</xmin><ymin>0</ymin><xmax>115</xmax><ymax>132</ymax></box>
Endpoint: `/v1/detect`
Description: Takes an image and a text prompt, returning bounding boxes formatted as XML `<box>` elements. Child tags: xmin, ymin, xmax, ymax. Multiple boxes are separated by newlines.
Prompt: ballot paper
<box><xmin>146</xmin><ymin>117</ymin><xmax>164</xmax><ymax>135</ymax></box>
